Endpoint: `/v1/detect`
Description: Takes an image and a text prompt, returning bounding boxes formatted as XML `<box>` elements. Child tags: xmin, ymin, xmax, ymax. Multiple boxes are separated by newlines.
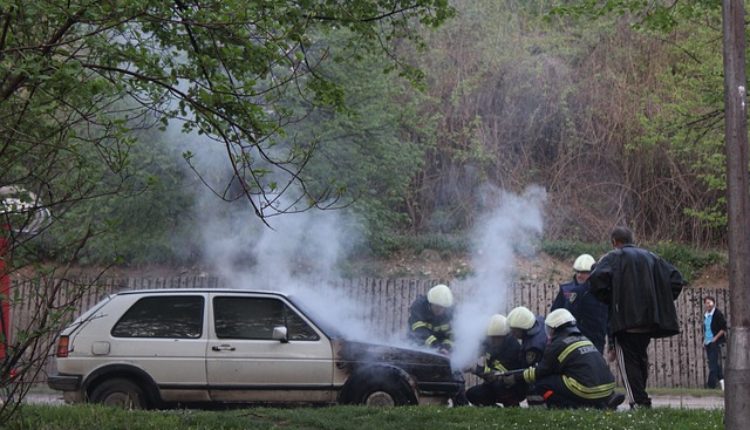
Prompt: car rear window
<box><xmin>213</xmin><ymin>296</ymin><xmax>319</xmax><ymax>341</ymax></box>
<box><xmin>111</xmin><ymin>296</ymin><xmax>204</xmax><ymax>338</ymax></box>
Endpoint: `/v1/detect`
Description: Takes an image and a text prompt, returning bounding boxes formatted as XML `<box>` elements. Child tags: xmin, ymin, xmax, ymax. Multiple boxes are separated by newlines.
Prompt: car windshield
<box><xmin>286</xmin><ymin>294</ymin><xmax>344</xmax><ymax>340</ymax></box>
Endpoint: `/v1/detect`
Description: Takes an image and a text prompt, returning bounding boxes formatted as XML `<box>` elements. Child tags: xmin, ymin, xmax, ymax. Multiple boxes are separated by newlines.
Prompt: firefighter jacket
<box><xmin>589</xmin><ymin>245</ymin><xmax>685</xmax><ymax>338</ymax></box>
<box><xmin>407</xmin><ymin>295</ymin><xmax>453</xmax><ymax>350</ymax></box>
<box><xmin>551</xmin><ymin>278</ymin><xmax>608</xmax><ymax>353</ymax></box>
<box><xmin>519</xmin><ymin>316</ymin><xmax>548</xmax><ymax>367</ymax></box>
<box><xmin>521</xmin><ymin>326</ymin><xmax>615</xmax><ymax>401</ymax></box>
<box><xmin>477</xmin><ymin>335</ymin><xmax>524</xmax><ymax>375</ymax></box>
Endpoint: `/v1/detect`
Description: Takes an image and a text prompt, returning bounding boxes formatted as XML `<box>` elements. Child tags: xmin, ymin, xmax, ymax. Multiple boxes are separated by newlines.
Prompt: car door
<box><xmin>107</xmin><ymin>293</ymin><xmax>210</xmax><ymax>402</ymax></box>
<box><xmin>206</xmin><ymin>293</ymin><xmax>335</xmax><ymax>403</ymax></box>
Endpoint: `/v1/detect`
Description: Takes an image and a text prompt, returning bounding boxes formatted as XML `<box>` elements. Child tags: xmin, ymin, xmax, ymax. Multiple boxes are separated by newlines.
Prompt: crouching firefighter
<box><xmin>501</xmin><ymin>309</ymin><xmax>625</xmax><ymax>409</ymax></box>
<box><xmin>466</xmin><ymin>314</ymin><xmax>526</xmax><ymax>407</ymax></box>
<box><xmin>408</xmin><ymin>284</ymin><xmax>454</xmax><ymax>353</ymax></box>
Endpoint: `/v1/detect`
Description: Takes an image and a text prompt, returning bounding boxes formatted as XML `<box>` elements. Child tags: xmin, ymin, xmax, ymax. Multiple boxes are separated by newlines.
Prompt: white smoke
<box><xmin>449</xmin><ymin>185</ymin><xmax>546</xmax><ymax>370</ymax></box>
<box><xmin>166</xmin><ymin>121</ymin><xmax>379</xmax><ymax>342</ymax></box>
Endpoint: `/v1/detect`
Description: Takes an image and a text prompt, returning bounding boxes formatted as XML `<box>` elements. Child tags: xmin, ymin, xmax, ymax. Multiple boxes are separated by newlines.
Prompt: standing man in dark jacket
<box><xmin>588</xmin><ymin>226</ymin><xmax>685</xmax><ymax>409</ymax></box>
<box><xmin>703</xmin><ymin>296</ymin><xmax>728</xmax><ymax>389</ymax></box>
<box><xmin>504</xmin><ymin>309</ymin><xmax>624</xmax><ymax>409</ymax></box>
<box><xmin>551</xmin><ymin>254</ymin><xmax>609</xmax><ymax>353</ymax></box>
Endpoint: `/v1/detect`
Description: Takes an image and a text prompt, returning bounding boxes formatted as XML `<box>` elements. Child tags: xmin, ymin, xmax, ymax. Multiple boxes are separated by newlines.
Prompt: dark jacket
<box><xmin>551</xmin><ymin>278</ymin><xmax>608</xmax><ymax>353</ymax></box>
<box><xmin>521</xmin><ymin>325</ymin><xmax>615</xmax><ymax>400</ymax></box>
<box><xmin>589</xmin><ymin>245</ymin><xmax>685</xmax><ymax>338</ymax></box>
<box><xmin>705</xmin><ymin>308</ymin><xmax>728</xmax><ymax>345</ymax></box>
<box><xmin>477</xmin><ymin>336</ymin><xmax>524</xmax><ymax>375</ymax></box>
<box><xmin>407</xmin><ymin>295</ymin><xmax>453</xmax><ymax>350</ymax></box>
<box><xmin>519</xmin><ymin>316</ymin><xmax>548</xmax><ymax>367</ymax></box>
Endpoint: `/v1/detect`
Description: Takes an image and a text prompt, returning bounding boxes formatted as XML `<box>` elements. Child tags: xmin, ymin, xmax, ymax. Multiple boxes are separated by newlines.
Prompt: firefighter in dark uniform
<box><xmin>466</xmin><ymin>314</ymin><xmax>525</xmax><ymax>407</ymax></box>
<box><xmin>407</xmin><ymin>284</ymin><xmax>468</xmax><ymax>405</ymax></box>
<box><xmin>507</xmin><ymin>306</ymin><xmax>547</xmax><ymax>367</ymax></box>
<box><xmin>550</xmin><ymin>254</ymin><xmax>608</xmax><ymax>353</ymax></box>
<box><xmin>503</xmin><ymin>309</ymin><xmax>625</xmax><ymax>409</ymax></box>
<box><xmin>408</xmin><ymin>284</ymin><xmax>454</xmax><ymax>353</ymax></box>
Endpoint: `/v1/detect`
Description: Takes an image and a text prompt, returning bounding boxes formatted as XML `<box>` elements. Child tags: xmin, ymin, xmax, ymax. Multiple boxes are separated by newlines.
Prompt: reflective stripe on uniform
<box><xmin>562</xmin><ymin>375</ymin><xmax>615</xmax><ymax>400</ymax></box>
<box><xmin>412</xmin><ymin>321</ymin><xmax>432</xmax><ymax>331</ymax></box>
<box><xmin>557</xmin><ymin>340</ymin><xmax>594</xmax><ymax>363</ymax></box>
<box><xmin>490</xmin><ymin>360</ymin><xmax>508</xmax><ymax>373</ymax></box>
<box><xmin>425</xmin><ymin>335</ymin><xmax>438</xmax><ymax>346</ymax></box>
<box><xmin>433</xmin><ymin>323</ymin><xmax>451</xmax><ymax>332</ymax></box>
<box><xmin>523</xmin><ymin>367</ymin><xmax>536</xmax><ymax>384</ymax></box>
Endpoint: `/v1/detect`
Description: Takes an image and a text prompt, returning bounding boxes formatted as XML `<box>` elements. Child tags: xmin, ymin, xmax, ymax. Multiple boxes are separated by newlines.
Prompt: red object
<box><xmin>543</xmin><ymin>389</ymin><xmax>555</xmax><ymax>400</ymax></box>
<box><xmin>0</xmin><ymin>230</ymin><xmax>9</xmax><ymax>361</ymax></box>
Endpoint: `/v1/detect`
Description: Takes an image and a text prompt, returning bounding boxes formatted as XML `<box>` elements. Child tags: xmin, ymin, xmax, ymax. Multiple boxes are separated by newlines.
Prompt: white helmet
<box><xmin>486</xmin><ymin>314</ymin><xmax>509</xmax><ymax>336</ymax></box>
<box><xmin>545</xmin><ymin>308</ymin><xmax>576</xmax><ymax>329</ymax></box>
<box><xmin>507</xmin><ymin>306</ymin><xmax>536</xmax><ymax>330</ymax></box>
<box><xmin>427</xmin><ymin>284</ymin><xmax>453</xmax><ymax>308</ymax></box>
<box><xmin>573</xmin><ymin>254</ymin><xmax>596</xmax><ymax>272</ymax></box>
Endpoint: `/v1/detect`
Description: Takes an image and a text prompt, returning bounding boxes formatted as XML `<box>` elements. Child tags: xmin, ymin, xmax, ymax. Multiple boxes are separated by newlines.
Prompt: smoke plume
<box><xmin>449</xmin><ymin>185</ymin><xmax>546</xmax><ymax>370</ymax></box>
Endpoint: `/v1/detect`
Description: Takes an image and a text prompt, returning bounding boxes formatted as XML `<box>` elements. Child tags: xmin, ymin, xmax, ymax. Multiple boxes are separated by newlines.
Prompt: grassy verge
<box><xmin>7</xmin><ymin>404</ymin><xmax>724</xmax><ymax>430</ymax></box>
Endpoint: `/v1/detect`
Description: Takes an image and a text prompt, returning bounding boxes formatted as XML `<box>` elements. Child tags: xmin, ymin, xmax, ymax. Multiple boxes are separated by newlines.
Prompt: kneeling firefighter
<box><xmin>466</xmin><ymin>314</ymin><xmax>526</xmax><ymax>407</ymax></box>
<box><xmin>502</xmin><ymin>309</ymin><xmax>625</xmax><ymax>409</ymax></box>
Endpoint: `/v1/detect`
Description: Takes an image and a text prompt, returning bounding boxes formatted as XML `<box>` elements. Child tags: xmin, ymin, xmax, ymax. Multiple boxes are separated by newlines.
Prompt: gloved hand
<box><xmin>501</xmin><ymin>373</ymin><xmax>519</xmax><ymax>388</ymax></box>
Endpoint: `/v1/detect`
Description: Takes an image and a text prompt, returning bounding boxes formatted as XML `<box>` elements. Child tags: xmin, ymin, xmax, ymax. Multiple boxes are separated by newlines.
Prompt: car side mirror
<box><xmin>272</xmin><ymin>326</ymin><xmax>288</xmax><ymax>343</ymax></box>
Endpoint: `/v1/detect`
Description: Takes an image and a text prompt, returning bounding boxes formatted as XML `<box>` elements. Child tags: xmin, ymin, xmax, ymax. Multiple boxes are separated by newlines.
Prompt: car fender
<box><xmin>338</xmin><ymin>363</ymin><xmax>418</xmax><ymax>404</ymax></box>
<box><xmin>82</xmin><ymin>363</ymin><xmax>162</xmax><ymax>407</ymax></box>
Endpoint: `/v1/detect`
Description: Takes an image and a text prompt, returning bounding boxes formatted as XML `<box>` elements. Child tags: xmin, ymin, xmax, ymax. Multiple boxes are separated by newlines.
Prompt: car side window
<box><xmin>111</xmin><ymin>296</ymin><xmax>204</xmax><ymax>338</ymax></box>
<box><xmin>213</xmin><ymin>297</ymin><xmax>319</xmax><ymax>341</ymax></box>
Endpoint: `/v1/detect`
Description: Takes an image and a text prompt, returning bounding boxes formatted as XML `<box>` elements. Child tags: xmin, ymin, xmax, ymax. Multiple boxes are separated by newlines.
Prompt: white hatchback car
<box><xmin>48</xmin><ymin>289</ymin><xmax>462</xmax><ymax>408</ymax></box>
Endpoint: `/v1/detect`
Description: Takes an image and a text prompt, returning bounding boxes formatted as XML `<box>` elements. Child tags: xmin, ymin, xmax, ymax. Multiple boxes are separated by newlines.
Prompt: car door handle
<box><xmin>211</xmin><ymin>345</ymin><xmax>236</xmax><ymax>351</ymax></box>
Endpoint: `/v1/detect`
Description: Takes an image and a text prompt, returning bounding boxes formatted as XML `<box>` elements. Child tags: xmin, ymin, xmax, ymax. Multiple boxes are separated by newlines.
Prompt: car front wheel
<box><xmin>349</xmin><ymin>374</ymin><xmax>415</xmax><ymax>406</ymax></box>
<box><xmin>89</xmin><ymin>378</ymin><xmax>148</xmax><ymax>409</ymax></box>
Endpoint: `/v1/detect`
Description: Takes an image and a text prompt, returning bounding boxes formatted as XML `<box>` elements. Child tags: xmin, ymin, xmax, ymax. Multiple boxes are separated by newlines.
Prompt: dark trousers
<box><xmin>705</xmin><ymin>342</ymin><xmax>724</xmax><ymax>388</ymax></box>
<box><xmin>532</xmin><ymin>375</ymin><xmax>608</xmax><ymax>409</ymax></box>
<box><xmin>466</xmin><ymin>381</ymin><xmax>525</xmax><ymax>407</ymax></box>
<box><xmin>614</xmin><ymin>332</ymin><xmax>651</xmax><ymax>407</ymax></box>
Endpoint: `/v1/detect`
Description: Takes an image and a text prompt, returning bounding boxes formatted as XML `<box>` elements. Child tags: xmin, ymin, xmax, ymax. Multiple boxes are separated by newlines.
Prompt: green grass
<box><xmin>6</xmin><ymin>404</ymin><xmax>724</xmax><ymax>430</ymax></box>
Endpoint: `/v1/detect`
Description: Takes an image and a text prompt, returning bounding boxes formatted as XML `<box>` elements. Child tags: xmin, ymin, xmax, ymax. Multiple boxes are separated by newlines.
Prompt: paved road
<box><xmin>21</xmin><ymin>393</ymin><xmax>725</xmax><ymax>410</ymax></box>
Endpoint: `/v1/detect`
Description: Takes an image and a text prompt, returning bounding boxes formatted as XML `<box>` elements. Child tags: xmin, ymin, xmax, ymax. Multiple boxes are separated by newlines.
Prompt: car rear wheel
<box><xmin>89</xmin><ymin>378</ymin><xmax>147</xmax><ymax>409</ymax></box>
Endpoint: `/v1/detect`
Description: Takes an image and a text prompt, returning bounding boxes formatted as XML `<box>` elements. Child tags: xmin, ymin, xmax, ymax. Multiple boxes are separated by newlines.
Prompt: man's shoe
<box><xmin>606</xmin><ymin>393</ymin><xmax>625</xmax><ymax>410</ymax></box>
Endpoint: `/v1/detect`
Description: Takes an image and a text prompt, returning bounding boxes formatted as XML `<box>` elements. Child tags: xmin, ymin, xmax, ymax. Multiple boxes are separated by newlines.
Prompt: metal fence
<box><xmin>8</xmin><ymin>276</ymin><xmax>728</xmax><ymax>388</ymax></box>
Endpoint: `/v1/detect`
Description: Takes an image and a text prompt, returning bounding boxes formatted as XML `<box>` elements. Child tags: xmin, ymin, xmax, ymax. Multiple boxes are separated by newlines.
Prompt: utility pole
<box><xmin>722</xmin><ymin>1</ymin><xmax>750</xmax><ymax>428</ymax></box>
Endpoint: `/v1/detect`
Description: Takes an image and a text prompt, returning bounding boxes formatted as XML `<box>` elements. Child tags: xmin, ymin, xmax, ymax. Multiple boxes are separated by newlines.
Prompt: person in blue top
<box><xmin>703</xmin><ymin>296</ymin><xmax>728</xmax><ymax>390</ymax></box>
<box><xmin>550</xmin><ymin>254</ymin><xmax>608</xmax><ymax>353</ymax></box>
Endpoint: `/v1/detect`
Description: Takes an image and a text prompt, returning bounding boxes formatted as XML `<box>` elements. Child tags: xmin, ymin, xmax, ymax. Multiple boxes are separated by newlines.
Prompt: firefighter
<box><xmin>466</xmin><ymin>314</ymin><xmax>525</xmax><ymax>407</ymax></box>
<box><xmin>502</xmin><ymin>309</ymin><xmax>625</xmax><ymax>409</ymax></box>
<box><xmin>408</xmin><ymin>284</ymin><xmax>454</xmax><ymax>353</ymax></box>
<box><xmin>506</xmin><ymin>306</ymin><xmax>547</xmax><ymax>367</ymax></box>
<box><xmin>550</xmin><ymin>254</ymin><xmax>608</xmax><ymax>353</ymax></box>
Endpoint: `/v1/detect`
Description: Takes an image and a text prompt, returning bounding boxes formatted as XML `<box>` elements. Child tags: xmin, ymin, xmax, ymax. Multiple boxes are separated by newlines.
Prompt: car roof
<box><xmin>114</xmin><ymin>288</ymin><xmax>291</xmax><ymax>298</ymax></box>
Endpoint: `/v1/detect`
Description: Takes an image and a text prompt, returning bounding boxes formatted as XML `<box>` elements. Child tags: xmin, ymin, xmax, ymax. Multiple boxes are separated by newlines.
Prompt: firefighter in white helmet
<box><xmin>507</xmin><ymin>306</ymin><xmax>547</xmax><ymax>367</ymax></box>
<box><xmin>550</xmin><ymin>254</ymin><xmax>608</xmax><ymax>353</ymax></box>
<box><xmin>408</xmin><ymin>284</ymin><xmax>454</xmax><ymax>353</ymax></box>
<box><xmin>407</xmin><ymin>284</ymin><xmax>469</xmax><ymax>405</ymax></box>
<box><xmin>501</xmin><ymin>308</ymin><xmax>625</xmax><ymax>409</ymax></box>
<box><xmin>466</xmin><ymin>314</ymin><xmax>525</xmax><ymax>407</ymax></box>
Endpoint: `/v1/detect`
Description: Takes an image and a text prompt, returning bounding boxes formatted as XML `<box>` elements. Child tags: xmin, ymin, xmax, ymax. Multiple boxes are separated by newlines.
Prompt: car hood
<box><xmin>333</xmin><ymin>339</ymin><xmax>460</xmax><ymax>384</ymax></box>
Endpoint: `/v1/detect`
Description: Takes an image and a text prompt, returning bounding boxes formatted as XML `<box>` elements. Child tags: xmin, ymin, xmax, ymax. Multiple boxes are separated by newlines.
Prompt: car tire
<box><xmin>89</xmin><ymin>378</ymin><xmax>148</xmax><ymax>409</ymax></box>
<box><xmin>348</xmin><ymin>373</ymin><xmax>416</xmax><ymax>406</ymax></box>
